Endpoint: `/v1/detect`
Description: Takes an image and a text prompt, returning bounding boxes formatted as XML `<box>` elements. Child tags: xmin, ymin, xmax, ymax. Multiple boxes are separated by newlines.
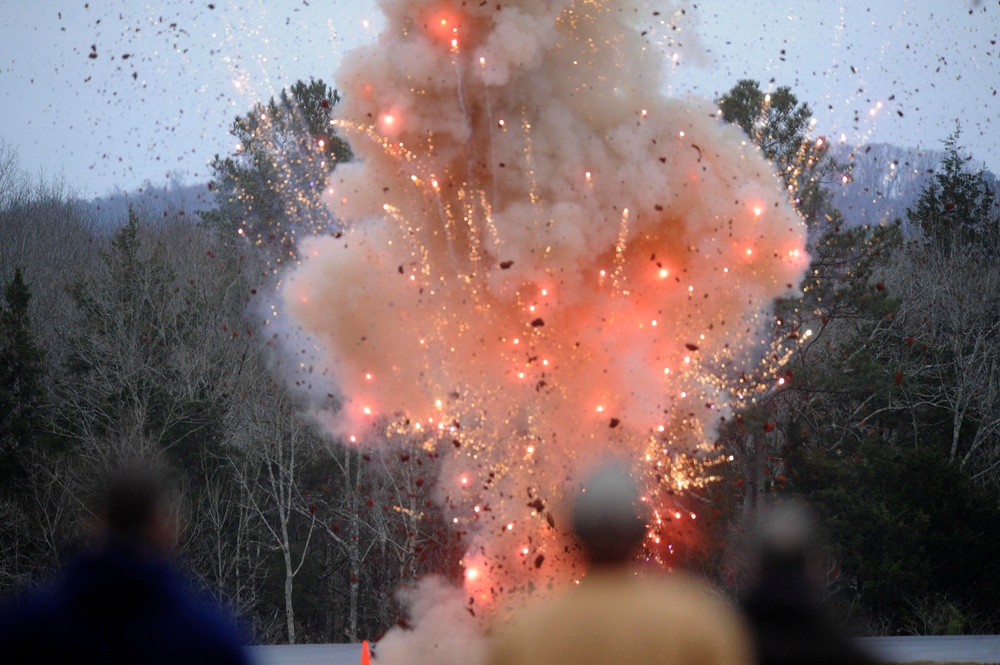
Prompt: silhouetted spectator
<box><xmin>0</xmin><ymin>462</ymin><xmax>250</xmax><ymax>665</ymax></box>
<box><xmin>487</xmin><ymin>462</ymin><xmax>751</xmax><ymax>665</ymax></box>
<box><xmin>739</xmin><ymin>501</ymin><xmax>881</xmax><ymax>665</ymax></box>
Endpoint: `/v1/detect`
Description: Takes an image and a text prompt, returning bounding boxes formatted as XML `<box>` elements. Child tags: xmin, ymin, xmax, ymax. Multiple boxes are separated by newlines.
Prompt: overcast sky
<box><xmin>1</xmin><ymin>1</ymin><xmax>996</xmax><ymax>198</ymax></box>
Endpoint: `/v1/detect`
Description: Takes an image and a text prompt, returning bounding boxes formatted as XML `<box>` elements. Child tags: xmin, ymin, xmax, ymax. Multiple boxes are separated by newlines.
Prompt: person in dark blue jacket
<box><xmin>0</xmin><ymin>463</ymin><xmax>251</xmax><ymax>665</ymax></box>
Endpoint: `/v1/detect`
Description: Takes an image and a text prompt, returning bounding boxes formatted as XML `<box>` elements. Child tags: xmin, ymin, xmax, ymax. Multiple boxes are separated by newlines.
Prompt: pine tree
<box><xmin>206</xmin><ymin>79</ymin><xmax>353</xmax><ymax>270</ymax></box>
<box><xmin>0</xmin><ymin>268</ymin><xmax>48</xmax><ymax>471</ymax></box>
<box><xmin>718</xmin><ymin>79</ymin><xmax>841</xmax><ymax>221</ymax></box>
<box><xmin>907</xmin><ymin>128</ymin><xmax>998</xmax><ymax>255</ymax></box>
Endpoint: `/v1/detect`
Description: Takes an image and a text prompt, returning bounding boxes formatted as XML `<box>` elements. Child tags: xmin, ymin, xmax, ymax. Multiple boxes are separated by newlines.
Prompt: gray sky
<box><xmin>1</xmin><ymin>1</ymin><xmax>996</xmax><ymax>198</ymax></box>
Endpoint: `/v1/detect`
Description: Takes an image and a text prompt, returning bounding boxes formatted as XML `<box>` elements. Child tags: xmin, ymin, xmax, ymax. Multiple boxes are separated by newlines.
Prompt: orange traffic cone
<box><xmin>360</xmin><ymin>639</ymin><xmax>371</xmax><ymax>665</ymax></box>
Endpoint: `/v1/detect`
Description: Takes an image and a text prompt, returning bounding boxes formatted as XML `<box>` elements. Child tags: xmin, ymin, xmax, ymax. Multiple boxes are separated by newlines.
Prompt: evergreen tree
<box><xmin>718</xmin><ymin>79</ymin><xmax>841</xmax><ymax>220</ymax></box>
<box><xmin>792</xmin><ymin>440</ymin><xmax>1000</xmax><ymax>634</ymax></box>
<box><xmin>0</xmin><ymin>268</ymin><xmax>48</xmax><ymax>460</ymax></box>
<box><xmin>714</xmin><ymin>79</ymin><xmax>891</xmax><ymax>519</ymax></box>
<box><xmin>907</xmin><ymin>128</ymin><xmax>998</xmax><ymax>255</ymax></box>
<box><xmin>206</xmin><ymin>79</ymin><xmax>353</xmax><ymax>271</ymax></box>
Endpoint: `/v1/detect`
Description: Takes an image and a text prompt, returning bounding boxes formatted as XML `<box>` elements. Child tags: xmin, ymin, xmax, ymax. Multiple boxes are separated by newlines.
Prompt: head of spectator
<box><xmin>571</xmin><ymin>462</ymin><xmax>648</xmax><ymax>567</ymax></box>
<box><xmin>90</xmin><ymin>461</ymin><xmax>181</xmax><ymax>555</ymax></box>
<box><xmin>744</xmin><ymin>500</ymin><xmax>825</xmax><ymax>600</ymax></box>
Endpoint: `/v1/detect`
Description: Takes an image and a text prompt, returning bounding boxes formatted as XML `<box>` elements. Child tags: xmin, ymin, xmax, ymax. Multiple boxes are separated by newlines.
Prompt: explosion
<box><xmin>279</xmin><ymin>0</ymin><xmax>807</xmax><ymax>649</ymax></box>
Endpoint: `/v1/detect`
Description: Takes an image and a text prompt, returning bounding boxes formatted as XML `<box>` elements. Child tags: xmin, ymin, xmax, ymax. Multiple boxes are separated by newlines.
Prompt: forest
<box><xmin>1</xmin><ymin>78</ymin><xmax>1000</xmax><ymax>642</ymax></box>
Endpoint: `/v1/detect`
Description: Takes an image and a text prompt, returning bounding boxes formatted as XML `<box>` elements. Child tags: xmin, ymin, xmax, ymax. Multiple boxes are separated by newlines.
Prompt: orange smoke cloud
<box><xmin>281</xmin><ymin>0</ymin><xmax>807</xmax><ymax>646</ymax></box>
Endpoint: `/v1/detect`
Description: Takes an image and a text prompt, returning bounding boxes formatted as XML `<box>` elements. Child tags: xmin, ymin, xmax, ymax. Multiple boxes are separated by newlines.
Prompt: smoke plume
<box><xmin>279</xmin><ymin>0</ymin><xmax>808</xmax><ymax>655</ymax></box>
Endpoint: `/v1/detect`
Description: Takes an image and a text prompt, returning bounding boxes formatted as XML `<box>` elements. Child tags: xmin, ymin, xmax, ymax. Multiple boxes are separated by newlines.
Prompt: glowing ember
<box><xmin>281</xmin><ymin>0</ymin><xmax>807</xmax><ymax>641</ymax></box>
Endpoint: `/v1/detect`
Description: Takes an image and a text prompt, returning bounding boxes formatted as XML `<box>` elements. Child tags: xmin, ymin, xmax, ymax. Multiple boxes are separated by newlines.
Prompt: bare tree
<box><xmin>226</xmin><ymin>372</ymin><xmax>320</xmax><ymax>644</ymax></box>
<box><xmin>887</xmin><ymin>233</ymin><xmax>1000</xmax><ymax>483</ymax></box>
<box><xmin>0</xmin><ymin>141</ymin><xmax>27</xmax><ymax>207</ymax></box>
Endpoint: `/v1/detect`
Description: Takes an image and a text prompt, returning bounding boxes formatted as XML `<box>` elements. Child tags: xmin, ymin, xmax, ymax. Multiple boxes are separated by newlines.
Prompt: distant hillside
<box><xmin>828</xmin><ymin>143</ymin><xmax>998</xmax><ymax>233</ymax></box>
<box><xmin>80</xmin><ymin>146</ymin><xmax>998</xmax><ymax>238</ymax></box>
<box><xmin>84</xmin><ymin>181</ymin><xmax>217</xmax><ymax>226</ymax></box>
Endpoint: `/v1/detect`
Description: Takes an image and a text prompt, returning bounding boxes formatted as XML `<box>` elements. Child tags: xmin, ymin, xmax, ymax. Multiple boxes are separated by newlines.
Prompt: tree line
<box><xmin>711</xmin><ymin>80</ymin><xmax>1000</xmax><ymax>635</ymax></box>
<box><xmin>1</xmin><ymin>78</ymin><xmax>999</xmax><ymax>640</ymax></box>
<box><xmin>0</xmin><ymin>83</ymin><xmax>459</xmax><ymax>644</ymax></box>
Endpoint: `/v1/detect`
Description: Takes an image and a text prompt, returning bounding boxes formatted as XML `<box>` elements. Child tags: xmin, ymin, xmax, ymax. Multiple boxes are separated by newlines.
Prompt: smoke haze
<box><xmin>278</xmin><ymin>0</ymin><xmax>808</xmax><ymax>656</ymax></box>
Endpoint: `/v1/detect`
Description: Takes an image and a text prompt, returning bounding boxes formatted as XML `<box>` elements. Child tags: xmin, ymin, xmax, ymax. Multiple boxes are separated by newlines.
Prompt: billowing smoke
<box><xmin>279</xmin><ymin>0</ymin><xmax>807</xmax><ymax>655</ymax></box>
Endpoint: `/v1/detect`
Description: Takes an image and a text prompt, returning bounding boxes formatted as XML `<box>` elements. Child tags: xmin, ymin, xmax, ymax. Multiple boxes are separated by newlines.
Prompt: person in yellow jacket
<box><xmin>487</xmin><ymin>462</ymin><xmax>752</xmax><ymax>665</ymax></box>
